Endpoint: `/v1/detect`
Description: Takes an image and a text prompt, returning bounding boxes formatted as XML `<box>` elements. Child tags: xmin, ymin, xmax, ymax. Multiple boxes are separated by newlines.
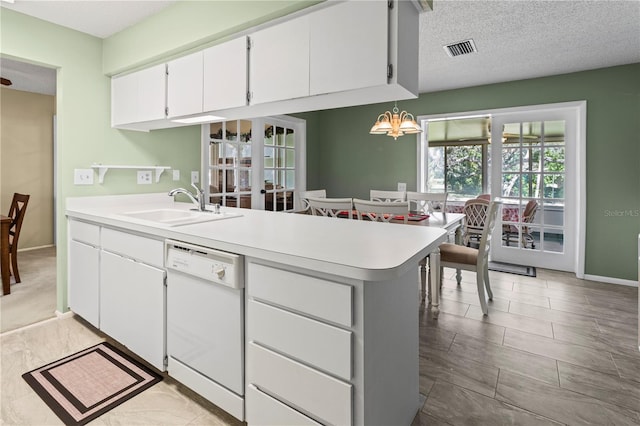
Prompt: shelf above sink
<box><xmin>118</xmin><ymin>208</ymin><xmax>241</xmax><ymax>227</ymax></box>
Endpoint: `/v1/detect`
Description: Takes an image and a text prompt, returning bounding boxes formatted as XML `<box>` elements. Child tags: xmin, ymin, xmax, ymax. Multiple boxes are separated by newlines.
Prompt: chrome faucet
<box><xmin>168</xmin><ymin>183</ymin><xmax>206</xmax><ymax>212</ymax></box>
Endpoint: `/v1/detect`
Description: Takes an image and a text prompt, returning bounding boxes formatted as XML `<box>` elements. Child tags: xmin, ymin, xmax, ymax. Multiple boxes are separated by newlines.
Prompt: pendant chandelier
<box><xmin>369</xmin><ymin>102</ymin><xmax>422</xmax><ymax>140</ymax></box>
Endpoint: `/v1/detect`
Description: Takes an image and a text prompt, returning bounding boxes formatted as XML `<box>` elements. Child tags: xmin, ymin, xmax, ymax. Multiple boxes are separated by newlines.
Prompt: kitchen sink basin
<box><xmin>118</xmin><ymin>208</ymin><xmax>241</xmax><ymax>226</ymax></box>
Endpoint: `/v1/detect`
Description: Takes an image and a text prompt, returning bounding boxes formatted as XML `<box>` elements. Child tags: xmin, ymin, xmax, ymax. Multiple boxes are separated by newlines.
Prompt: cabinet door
<box><xmin>167</xmin><ymin>51</ymin><xmax>203</xmax><ymax>118</ymax></box>
<box><xmin>68</xmin><ymin>240</ymin><xmax>100</xmax><ymax>328</ymax></box>
<box><xmin>203</xmin><ymin>36</ymin><xmax>248</xmax><ymax>111</ymax></box>
<box><xmin>100</xmin><ymin>251</ymin><xmax>166</xmax><ymax>371</ymax></box>
<box><xmin>249</xmin><ymin>16</ymin><xmax>309</xmax><ymax>105</ymax></box>
<box><xmin>310</xmin><ymin>1</ymin><xmax>388</xmax><ymax>96</ymax></box>
<box><xmin>112</xmin><ymin>64</ymin><xmax>166</xmax><ymax>125</ymax></box>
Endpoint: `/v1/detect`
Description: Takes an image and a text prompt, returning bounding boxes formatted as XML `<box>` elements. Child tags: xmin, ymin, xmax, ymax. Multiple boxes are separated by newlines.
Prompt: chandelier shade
<box><xmin>369</xmin><ymin>103</ymin><xmax>422</xmax><ymax>140</ymax></box>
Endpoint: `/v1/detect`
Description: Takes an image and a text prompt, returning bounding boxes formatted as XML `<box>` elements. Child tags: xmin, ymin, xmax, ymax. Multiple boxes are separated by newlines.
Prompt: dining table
<box><xmin>1</xmin><ymin>215</ymin><xmax>11</xmax><ymax>295</ymax></box>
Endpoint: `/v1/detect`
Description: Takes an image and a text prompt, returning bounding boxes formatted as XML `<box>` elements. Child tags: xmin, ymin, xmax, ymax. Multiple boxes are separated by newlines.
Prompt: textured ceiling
<box><xmin>1</xmin><ymin>0</ymin><xmax>639</xmax><ymax>97</ymax></box>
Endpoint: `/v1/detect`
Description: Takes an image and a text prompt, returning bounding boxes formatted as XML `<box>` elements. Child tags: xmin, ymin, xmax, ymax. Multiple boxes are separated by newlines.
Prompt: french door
<box><xmin>204</xmin><ymin>116</ymin><xmax>305</xmax><ymax>211</ymax></box>
<box><xmin>490</xmin><ymin>106</ymin><xmax>580</xmax><ymax>272</ymax></box>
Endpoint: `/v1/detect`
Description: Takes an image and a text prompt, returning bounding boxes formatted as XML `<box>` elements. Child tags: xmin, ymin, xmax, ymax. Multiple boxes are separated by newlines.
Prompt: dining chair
<box><xmin>503</xmin><ymin>199</ymin><xmax>538</xmax><ymax>248</ymax></box>
<box><xmin>477</xmin><ymin>193</ymin><xmax>491</xmax><ymax>201</ymax></box>
<box><xmin>369</xmin><ymin>190</ymin><xmax>406</xmax><ymax>203</ymax></box>
<box><xmin>439</xmin><ymin>200</ymin><xmax>501</xmax><ymax>315</ymax></box>
<box><xmin>463</xmin><ymin>197</ymin><xmax>490</xmax><ymax>247</ymax></box>
<box><xmin>8</xmin><ymin>193</ymin><xmax>30</xmax><ymax>284</ymax></box>
<box><xmin>298</xmin><ymin>189</ymin><xmax>327</xmax><ymax>213</ymax></box>
<box><xmin>307</xmin><ymin>197</ymin><xmax>354</xmax><ymax>219</ymax></box>
<box><xmin>353</xmin><ymin>199</ymin><xmax>409</xmax><ymax>223</ymax></box>
<box><xmin>406</xmin><ymin>191</ymin><xmax>448</xmax><ymax>214</ymax></box>
<box><xmin>406</xmin><ymin>191</ymin><xmax>449</xmax><ymax>297</ymax></box>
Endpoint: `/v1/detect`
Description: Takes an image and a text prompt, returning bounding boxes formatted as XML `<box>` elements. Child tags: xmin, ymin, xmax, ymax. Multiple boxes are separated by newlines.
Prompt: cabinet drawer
<box><xmin>101</xmin><ymin>227</ymin><xmax>163</xmax><ymax>268</ymax></box>
<box><xmin>247</xmin><ymin>263</ymin><xmax>352</xmax><ymax>327</ymax></box>
<box><xmin>249</xmin><ymin>300</ymin><xmax>352</xmax><ymax>380</ymax></box>
<box><xmin>68</xmin><ymin>220</ymin><xmax>100</xmax><ymax>246</ymax></box>
<box><xmin>248</xmin><ymin>343</ymin><xmax>352</xmax><ymax>426</ymax></box>
<box><xmin>246</xmin><ymin>385</ymin><xmax>320</xmax><ymax>426</ymax></box>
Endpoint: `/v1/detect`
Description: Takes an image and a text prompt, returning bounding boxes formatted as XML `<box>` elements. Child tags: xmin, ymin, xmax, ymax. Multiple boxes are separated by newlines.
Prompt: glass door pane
<box><xmin>263</xmin><ymin>123</ymin><xmax>295</xmax><ymax>211</ymax></box>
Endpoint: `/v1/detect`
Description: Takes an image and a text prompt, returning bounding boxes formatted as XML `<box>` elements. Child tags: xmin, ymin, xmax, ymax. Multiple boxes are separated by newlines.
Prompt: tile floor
<box><xmin>1</xmin><ymin>248</ymin><xmax>638</xmax><ymax>425</ymax></box>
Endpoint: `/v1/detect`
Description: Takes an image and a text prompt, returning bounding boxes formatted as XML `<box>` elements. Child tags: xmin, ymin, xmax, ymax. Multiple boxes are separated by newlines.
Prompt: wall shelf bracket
<box><xmin>91</xmin><ymin>164</ymin><xmax>171</xmax><ymax>184</ymax></box>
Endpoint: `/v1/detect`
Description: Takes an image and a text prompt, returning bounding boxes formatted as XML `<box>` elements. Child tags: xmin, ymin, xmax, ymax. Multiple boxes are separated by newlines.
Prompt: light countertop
<box><xmin>66</xmin><ymin>193</ymin><xmax>448</xmax><ymax>282</ymax></box>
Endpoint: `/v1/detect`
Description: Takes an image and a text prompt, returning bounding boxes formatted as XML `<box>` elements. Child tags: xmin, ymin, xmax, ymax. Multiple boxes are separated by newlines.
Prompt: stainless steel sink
<box><xmin>118</xmin><ymin>208</ymin><xmax>240</xmax><ymax>226</ymax></box>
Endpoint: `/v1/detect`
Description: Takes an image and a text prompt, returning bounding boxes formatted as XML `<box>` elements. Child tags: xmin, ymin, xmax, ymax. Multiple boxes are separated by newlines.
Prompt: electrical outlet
<box><xmin>172</xmin><ymin>170</ymin><xmax>180</xmax><ymax>181</ymax></box>
<box><xmin>398</xmin><ymin>182</ymin><xmax>407</xmax><ymax>191</ymax></box>
<box><xmin>74</xmin><ymin>169</ymin><xmax>94</xmax><ymax>185</ymax></box>
<box><xmin>191</xmin><ymin>171</ymin><xmax>199</xmax><ymax>184</ymax></box>
<box><xmin>137</xmin><ymin>170</ymin><xmax>152</xmax><ymax>185</ymax></box>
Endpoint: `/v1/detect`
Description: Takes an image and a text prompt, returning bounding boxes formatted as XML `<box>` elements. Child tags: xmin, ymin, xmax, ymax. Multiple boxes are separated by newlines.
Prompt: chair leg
<box><xmin>419</xmin><ymin>257</ymin><xmax>427</xmax><ymax>303</ymax></box>
<box><xmin>483</xmin><ymin>265</ymin><xmax>493</xmax><ymax>300</ymax></box>
<box><xmin>476</xmin><ymin>269</ymin><xmax>488</xmax><ymax>315</ymax></box>
<box><xmin>10</xmin><ymin>252</ymin><xmax>21</xmax><ymax>283</ymax></box>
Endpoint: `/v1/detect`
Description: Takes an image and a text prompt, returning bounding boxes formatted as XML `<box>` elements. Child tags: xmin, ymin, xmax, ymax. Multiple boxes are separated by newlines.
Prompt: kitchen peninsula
<box><xmin>66</xmin><ymin>193</ymin><xmax>447</xmax><ymax>425</ymax></box>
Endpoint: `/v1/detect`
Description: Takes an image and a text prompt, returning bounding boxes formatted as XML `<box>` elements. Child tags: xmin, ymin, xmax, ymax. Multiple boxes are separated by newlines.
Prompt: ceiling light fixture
<box><xmin>369</xmin><ymin>102</ymin><xmax>422</xmax><ymax>140</ymax></box>
<box><xmin>172</xmin><ymin>115</ymin><xmax>226</xmax><ymax>124</ymax></box>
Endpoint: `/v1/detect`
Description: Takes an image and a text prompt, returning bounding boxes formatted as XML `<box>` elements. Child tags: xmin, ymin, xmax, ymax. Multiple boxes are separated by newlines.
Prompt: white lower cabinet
<box><xmin>100</xmin><ymin>251</ymin><xmax>166</xmax><ymax>371</ymax></box>
<box><xmin>68</xmin><ymin>240</ymin><xmax>100</xmax><ymax>328</ymax></box>
<box><xmin>246</xmin><ymin>261</ymin><xmax>354</xmax><ymax>425</ymax></box>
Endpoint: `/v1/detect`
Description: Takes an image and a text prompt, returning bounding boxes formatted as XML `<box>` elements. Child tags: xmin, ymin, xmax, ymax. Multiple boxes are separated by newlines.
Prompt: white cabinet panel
<box><xmin>249</xmin><ymin>15</ymin><xmax>309</xmax><ymax>105</ymax></box>
<box><xmin>100</xmin><ymin>251</ymin><xmax>166</xmax><ymax>371</ymax></box>
<box><xmin>248</xmin><ymin>300</ymin><xmax>352</xmax><ymax>380</ymax></box>
<box><xmin>167</xmin><ymin>51</ymin><xmax>203</xmax><ymax>118</ymax></box>
<box><xmin>101</xmin><ymin>228</ymin><xmax>164</xmax><ymax>269</ymax></box>
<box><xmin>246</xmin><ymin>385</ymin><xmax>321</xmax><ymax>426</ymax></box>
<box><xmin>248</xmin><ymin>343</ymin><xmax>352</xmax><ymax>426</ymax></box>
<box><xmin>310</xmin><ymin>1</ymin><xmax>388</xmax><ymax>95</ymax></box>
<box><xmin>203</xmin><ymin>37</ymin><xmax>248</xmax><ymax>111</ymax></box>
<box><xmin>247</xmin><ymin>262</ymin><xmax>352</xmax><ymax>327</ymax></box>
<box><xmin>68</xmin><ymin>240</ymin><xmax>100</xmax><ymax>328</ymax></box>
<box><xmin>111</xmin><ymin>64</ymin><xmax>166</xmax><ymax>126</ymax></box>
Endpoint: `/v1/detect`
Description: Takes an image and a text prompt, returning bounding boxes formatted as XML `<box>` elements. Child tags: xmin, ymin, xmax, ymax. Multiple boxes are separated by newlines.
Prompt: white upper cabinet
<box><xmin>111</xmin><ymin>63</ymin><xmax>166</xmax><ymax>126</ymax></box>
<box><xmin>309</xmin><ymin>1</ymin><xmax>388</xmax><ymax>96</ymax></box>
<box><xmin>167</xmin><ymin>51</ymin><xmax>204</xmax><ymax>118</ymax></box>
<box><xmin>203</xmin><ymin>36</ymin><xmax>248</xmax><ymax>111</ymax></box>
<box><xmin>249</xmin><ymin>15</ymin><xmax>310</xmax><ymax>105</ymax></box>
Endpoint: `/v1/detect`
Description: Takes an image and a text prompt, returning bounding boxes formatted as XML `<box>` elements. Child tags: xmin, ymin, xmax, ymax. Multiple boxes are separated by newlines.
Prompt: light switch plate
<box><xmin>137</xmin><ymin>170</ymin><xmax>152</xmax><ymax>184</ymax></box>
<box><xmin>74</xmin><ymin>169</ymin><xmax>94</xmax><ymax>185</ymax></box>
<box><xmin>172</xmin><ymin>170</ymin><xmax>180</xmax><ymax>181</ymax></box>
<box><xmin>398</xmin><ymin>182</ymin><xmax>407</xmax><ymax>191</ymax></box>
<box><xmin>191</xmin><ymin>171</ymin><xmax>199</xmax><ymax>184</ymax></box>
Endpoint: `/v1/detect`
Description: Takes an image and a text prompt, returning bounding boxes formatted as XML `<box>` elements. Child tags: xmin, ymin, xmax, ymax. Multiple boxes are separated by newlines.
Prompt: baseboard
<box><xmin>55</xmin><ymin>310</ymin><xmax>75</xmax><ymax>319</ymax></box>
<box><xmin>18</xmin><ymin>244</ymin><xmax>55</xmax><ymax>252</ymax></box>
<box><xmin>583</xmin><ymin>274</ymin><xmax>638</xmax><ymax>287</ymax></box>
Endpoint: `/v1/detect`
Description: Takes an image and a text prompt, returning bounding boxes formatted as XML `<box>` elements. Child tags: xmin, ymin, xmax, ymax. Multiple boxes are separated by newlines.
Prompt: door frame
<box><xmin>417</xmin><ymin>100</ymin><xmax>586</xmax><ymax>277</ymax></box>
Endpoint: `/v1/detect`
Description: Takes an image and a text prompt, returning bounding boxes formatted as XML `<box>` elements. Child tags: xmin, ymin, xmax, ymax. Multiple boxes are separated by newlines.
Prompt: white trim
<box><xmin>0</xmin><ymin>312</ymin><xmax>73</xmax><ymax>337</ymax></box>
<box><xmin>17</xmin><ymin>244</ymin><xmax>55</xmax><ymax>252</ymax></box>
<box><xmin>583</xmin><ymin>274</ymin><xmax>638</xmax><ymax>288</ymax></box>
<box><xmin>417</xmin><ymin>100</ymin><xmax>586</xmax><ymax>277</ymax></box>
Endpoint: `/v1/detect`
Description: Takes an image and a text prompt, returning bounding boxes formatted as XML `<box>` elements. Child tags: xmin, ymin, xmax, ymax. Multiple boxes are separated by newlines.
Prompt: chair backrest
<box><xmin>307</xmin><ymin>197</ymin><xmax>353</xmax><ymax>219</ymax></box>
<box><xmin>353</xmin><ymin>198</ymin><xmax>409</xmax><ymax>223</ymax></box>
<box><xmin>463</xmin><ymin>197</ymin><xmax>490</xmax><ymax>245</ymax></box>
<box><xmin>478</xmin><ymin>201</ymin><xmax>502</xmax><ymax>260</ymax></box>
<box><xmin>522</xmin><ymin>200</ymin><xmax>538</xmax><ymax>224</ymax></box>
<box><xmin>369</xmin><ymin>190</ymin><xmax>406</xmax><ymax>202</ymax></box>
<box><xmin>8</xmin><ymin>193</ymin><xmax>30</xmax><ymax>246</ymax></box>
<box><xmin>299</xmin><ymin>189</ymin><xmax>327</xmax><ymax>211</ymax></box>
<box><xmin>406</xmin><ymin>191</ymin><xmax>448</xmax><ymax>214</ymax></box>
<box><xmin>477</xmin><ymin>193</ymin><xmax>491</xmax><ymax>201</ymax></box>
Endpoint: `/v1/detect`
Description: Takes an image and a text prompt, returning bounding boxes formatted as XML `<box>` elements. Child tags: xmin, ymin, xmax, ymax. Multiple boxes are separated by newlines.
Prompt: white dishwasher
<box><xmin>165</xmin><ymin>240</ymin><xmax>245</xmax><ymax>421</ymax></box>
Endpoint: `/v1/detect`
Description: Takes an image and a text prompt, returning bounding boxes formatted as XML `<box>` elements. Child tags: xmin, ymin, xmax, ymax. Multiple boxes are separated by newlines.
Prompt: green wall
<box><xmin>304</xmin><ymin>63</ymin><xmax>640</xmax><ymax>282</ymax></box>
<box><xmin>0</xmin><ymin>9</ymin><xmax>201</xmax><ymax>312</ymax></box>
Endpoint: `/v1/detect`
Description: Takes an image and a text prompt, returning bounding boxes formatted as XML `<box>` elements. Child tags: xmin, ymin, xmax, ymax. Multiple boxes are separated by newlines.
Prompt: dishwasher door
<box><xmin>165</xmin><ymin>240</ymin><xmax>244</xmax><ymax>413</ymax></box>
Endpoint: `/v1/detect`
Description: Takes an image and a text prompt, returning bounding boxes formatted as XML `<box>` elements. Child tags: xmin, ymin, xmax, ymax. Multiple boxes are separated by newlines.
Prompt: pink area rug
<box><xmin>22</xmin><ymin>342</ymin><xmax>162</xmax><ymax>425</ymax></box>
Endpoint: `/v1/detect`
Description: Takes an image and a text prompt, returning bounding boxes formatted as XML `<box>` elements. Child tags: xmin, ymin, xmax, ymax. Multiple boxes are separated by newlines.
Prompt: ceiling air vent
<box><xmin>443</xmin><ymin>39</ymin><xmax>477</xmax><ymax>58</ymax></box>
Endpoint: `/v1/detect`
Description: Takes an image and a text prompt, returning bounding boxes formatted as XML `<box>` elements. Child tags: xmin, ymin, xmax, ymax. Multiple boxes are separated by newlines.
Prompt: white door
<box><xmin>490</xmin><ymin>107</ymin><xmax>579</xmax><ymax>271</ymax></box>
<box><xmin>204</xmin><ymin>116</ymin><xmax>305</xmax><ymax>211</ymax></box>
<box><xmin>167</xmin><ymin>51</ymin><xmax>203</xmax><ymax>118</ymax></box>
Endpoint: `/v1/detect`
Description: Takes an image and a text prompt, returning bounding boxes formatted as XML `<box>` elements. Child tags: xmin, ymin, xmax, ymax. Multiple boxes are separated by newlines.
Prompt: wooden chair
<box><xmin>406</xmin><ymin>191</ymin><xmax>449</xmax><ymax>297</ymax></box>
<box><xmin>369</xmin><ymin>190</ymin><xmax>406</xmax><ymax>202</ymax></box>
<box><xmin>8</xmin><ymin>193</ymin><xmax>30</xmax><ymax>283</ymax></box>
<box><xmin>463</xmin><ymin>198</ymin><xmax>490</xmax><ymax>247</ymax></box>
<box><xmin>477</xmin><ymin>193</ymin><xmax>491</xmax><ymax>201</ymax></box>
<box><xmin>503</xmin><ymin>200</ymin><xmax>539</xmax><ymax>248</ymax></box>
<box><xmin>298</xmin><ymin>189</ymin><xmax>327</xmax><ymax>213</ymax></box>
<box><xmin>307</xmin><ymin>197</ymin><xmax>353</xmax><ymax>219</ymax></box>
<box><xmin>439</xmin><ymin>200</ymin><xmax>501</xmax><ymax>315</ymax></box>
<box><xmin>353</xmin><ymin>199</ymin><xmax>409</xmax><ymax>224</ymax></box>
